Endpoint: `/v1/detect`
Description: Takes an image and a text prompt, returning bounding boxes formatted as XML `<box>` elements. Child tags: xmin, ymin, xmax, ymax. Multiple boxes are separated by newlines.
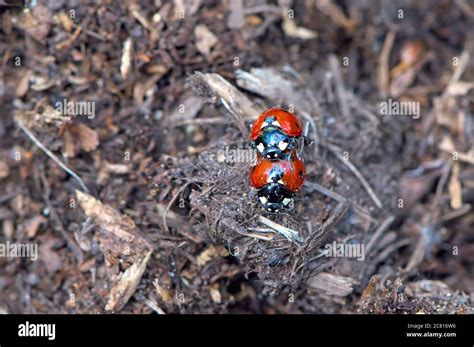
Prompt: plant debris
<box><xmin>0</xmin><ymin>0</ymin><xmax>472</xmax><ymax>314</ymax></box>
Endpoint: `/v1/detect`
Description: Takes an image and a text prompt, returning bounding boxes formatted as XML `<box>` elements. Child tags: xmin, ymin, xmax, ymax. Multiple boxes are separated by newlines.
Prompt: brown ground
<box><xmin>0</xmin><ymin>0</ymin><xmax>473</xmax><ymax>314</ymax></box>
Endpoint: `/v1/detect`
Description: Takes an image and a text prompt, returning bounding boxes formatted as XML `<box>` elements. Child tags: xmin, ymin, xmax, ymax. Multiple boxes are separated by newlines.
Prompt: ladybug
<box><xmin>250</xmin><ymin>108</ymin><xmax>304</xmax><ymax>161</ymax></box>
<box><xmin>250</xmin><ymin>150</ymin><xmax>306</xmax><ymax>213</ymax></box>
<box><xmin>256</xmin><ymin>183</ymin><xmax>294</xmax><ymax>213</ymax></box>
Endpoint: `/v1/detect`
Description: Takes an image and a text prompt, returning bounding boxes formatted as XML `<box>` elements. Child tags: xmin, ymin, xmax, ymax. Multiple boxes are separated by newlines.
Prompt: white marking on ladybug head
<box><xmin>274</xmin><ymin>209</ymin><xmax>279</xmax><ymax>213</ymax></box>
<box><xmin>267</xmin><ymin>208</ymin><xmax>272</xmax><ymax>212</ymax></box>
<box><xmin>272</xmin><ymin>120</ymin><xmax>281</xmax><ymax>128</ymax></box>
<box><xmin>256</xmin><ymin>143</ymin><xmax>265</xmax><ymax>153</ymax></box>
<box><xmin>259</xmin><ymin>196</ymin><xmax>267</xmax><ymax>204</ymax></box>
<box><xmin>273</xmin><ymin>153</ymin><xmax>278</xmax><ymax>158</ymax></box>
<box><xmin>278</xmin><ymin>179</ymin><xmax>284</xmax><ymax>184</ymax></box>
<box><xmin>282</xmin><ymin>198</ymin><xmax>292</xmax><ymax>206</ymax></box>
<box><xmin>278</xmin><ymin>140</ymin><xmax>288</xmax><ymax>151</ymax></box>
<box><xmin>267</xmin><ymin>176</ymin><xmax>273</xmax><ymax>183</ymax></box>
<box><xmin>260</xmin><ymin>121</ymin><xmax>269</xmax><ymax>129</ymax></box>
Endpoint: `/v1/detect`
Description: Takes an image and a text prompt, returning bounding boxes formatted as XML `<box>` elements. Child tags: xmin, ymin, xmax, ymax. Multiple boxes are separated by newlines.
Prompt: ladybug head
<box><xmin>254</xmin><ymin>127</ymin><xmax>291</xmax><ymax>161</ymax></box>
<box><xmin>257</xmin><ymin>183</ymin><xmax>294</xmax><ymax>213</ymax></box>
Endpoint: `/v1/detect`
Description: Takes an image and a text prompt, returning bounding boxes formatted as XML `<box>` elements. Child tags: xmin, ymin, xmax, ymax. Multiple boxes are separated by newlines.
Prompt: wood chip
<box><xmin>377</xmin><ymin>31</ymin><xmax>395</xmax><ymax>96</ymax></box>
<box><xmin>316</xmin><ymin>0</ymin><xmax>356</xmax><ymax>32</ymax></box>
<box><xmin>439</xmin><ymin>136</ymin><xmax>474</xmax><ymax>164</ymax></box>
<box><xmin>447</xmin><ymin>81</ymin><xmax>474</xmax><ymax>96</ymax></box>
<box><xmin>2</xmin><ymin>219</ymin><xmax>14</xmax><ymax>241</ymax></box>
<box><xmin>190</xmin><ymin>72</ymin><xmax>261</xmax><ymax>130</ymax></box>
<box><xmin>0</xmin><ymin>160</ymin><xmax>9</xmax><ymax>179</ymax></box>
<box><xmin>105</xmin><ymin>251</ymin><xmax>152</xmax><ymax>312</ymax></box>
<box><xmin>15</xmin><ymin>69</ymin><xmax>32</xmax><ymax>97</ymax></box>
<box><xmin>258</xmin><ymin>215</ymin><xmax>303</xmax><ymax>243</ymax></box>
<box><xmin>120</xmin><ymin>38</ymin><xmax>133</xmax><ymax>78</ymax></box>
<box><xmin>56</xmin><ymin>11</ymin><xmax>73</xmax><ymax>32</ymax></box>
<box><xmin>227</xmin><ymin>0</ymin><xmax>245</xmax><ymax>29</ymax></box>
<box><xmin>449</xmin><ymin>162</ymin><xmax>463</xmax><ymax>210</ymax></box>
<box><xmin>282</xmin><ymin>18</ymin><xmax>317</xmax><ymax>39</ymax></box>
<box><xmin>14</xmin><ymin>105</ymin><xmax>71</xmax><ymax>131</ymax></box>
<box><xmin>194</xmin><ymin>24</ymin><xmax>218</xmax><ymax>59</ymax></box>
<box><xmin>76</xmin><ymin>191</ymin><xmax>153</xmax><ymax>312</ymax></box>
<box><xmin>307</xmin><ymin>272</ymin><xmax>356</xmax><ymax>297</ymax></box>
<box><xmin>26</xmin><ymin>215</ymin><xmax>46</xmax><ymax>239</ymax></box>
<box><xmin>55</xmin><ymin>25</ymin><xmax>82</xmax><ymax>50</ymax></box>
<box><xmin>210</xmin><ymin>283</ymin><xmax>222</xmax><ymax>303</ymax></box>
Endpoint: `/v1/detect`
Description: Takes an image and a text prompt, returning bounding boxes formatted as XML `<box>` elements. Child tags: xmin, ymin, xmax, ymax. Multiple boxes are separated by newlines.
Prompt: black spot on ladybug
<box><xmin>299</xmin><ymin>170</ymin><xmax>304</xmax><ymax>178</ymax></box>
<box><xmin>294</xmin><ymin>121</ymin><xmax>300</xmax><ymax>129</ymax></box>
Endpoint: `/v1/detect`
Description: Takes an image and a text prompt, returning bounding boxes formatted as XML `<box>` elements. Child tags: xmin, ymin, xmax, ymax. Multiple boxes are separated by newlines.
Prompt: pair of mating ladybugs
<box><xmin>250</xmin><ymin>108</ymin><xmax>306</xmax><ymax>213</ymax></box>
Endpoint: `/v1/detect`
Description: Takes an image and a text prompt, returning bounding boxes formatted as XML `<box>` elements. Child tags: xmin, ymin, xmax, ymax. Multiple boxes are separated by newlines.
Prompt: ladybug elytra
<box><xmin>250</xmin><ymin>108</ymin><xmax>303</xmax><ymax>161</ymax></box>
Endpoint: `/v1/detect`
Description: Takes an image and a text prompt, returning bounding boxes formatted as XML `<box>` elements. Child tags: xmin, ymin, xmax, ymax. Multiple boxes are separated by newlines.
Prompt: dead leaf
<box><xmin>154</xmin><ymin>278</ymin><xmax>174</xmax><ymax>304</ymax></box>
<box><xmin>359</xmin><ymin>275</ymin><xmax>378</xmax><ymax>303</ymax></box>
<box><xmin>63</xmin><ymin>123</ymin><xmax>99</xmax><ymax>157</ymax></box>
<box><xmin>39</xmin><ymin>238</ymin><xmax>63</xmax><ymax>274</ymax></box>
<box><xmin>196</xmin><ymin>245</ymin><xmax>229</xmax><ymax>267</ymax></box>
<box><xmin>105</xmin><ymin>251</ymin><xmax>152</xmax><ymax>312</ymax></box>
<box><xmin>398</xmin><ymin>165</ymin><xmax>443</xmax><ymax>211</ymax></box>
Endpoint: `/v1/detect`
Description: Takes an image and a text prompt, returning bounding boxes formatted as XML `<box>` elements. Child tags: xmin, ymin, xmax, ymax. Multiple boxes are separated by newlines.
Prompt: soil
<box><xmin>0</xmin><ymin>0</ymin><xmax>473</xmax><ymax>314</ymax></box>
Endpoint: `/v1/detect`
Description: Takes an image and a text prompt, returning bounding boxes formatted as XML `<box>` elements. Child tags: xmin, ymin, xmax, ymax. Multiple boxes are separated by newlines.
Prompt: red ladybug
<box><xmin>250</xmin><ymin>150</ymin><xmax>306</xmax><ymax>213</ymax></box>
<box><xmin>250</xmin><ymin>108</ymin><xmax>304</xmax><ymax>161</ymax></box>
<box><xmin>250</xmin><ymin>108</ymin><xmax>303</xmax><ymax>140</ymax></box>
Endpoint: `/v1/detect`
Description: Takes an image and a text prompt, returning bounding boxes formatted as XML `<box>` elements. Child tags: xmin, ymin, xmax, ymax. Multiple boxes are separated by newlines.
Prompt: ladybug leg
<box><xmin>293</xmin><ymin>136</ymin><xmax>307</xmax><ymax>155</ymax></box>
<box><xmin>302</xmin><ymin>121</ymin><xmax>314</xmax><ymax>147</ymax></box>
<box><xmin>304</xmin><ymin>121</ymin><xmax>310</xmax><ymax>137</ymax></box>
<box><xmin>303</xmin><ymin>136</ymin><xmax>313</xmax><ymax>147</ymax></box>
